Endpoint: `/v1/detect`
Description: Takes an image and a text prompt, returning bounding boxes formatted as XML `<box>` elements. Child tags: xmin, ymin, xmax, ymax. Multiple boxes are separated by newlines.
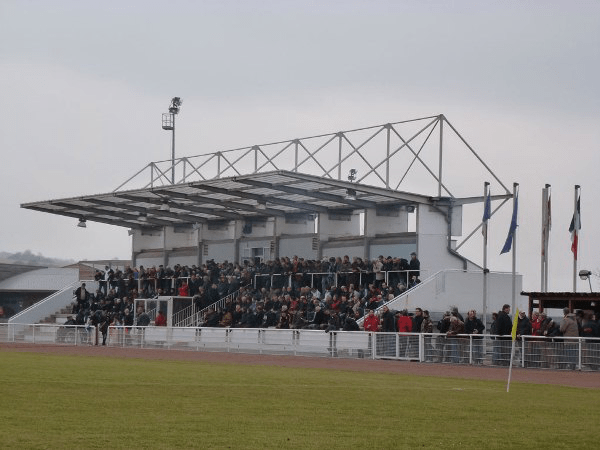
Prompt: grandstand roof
<box><xmin>0</xmin><ymin>267</ymin><xmax>78</xmax><ymax>291</ymax></box>
<box><xmin>21</xmin><ymin>170</ymin><xmax>435</xmax><ymax>230</ymax></box>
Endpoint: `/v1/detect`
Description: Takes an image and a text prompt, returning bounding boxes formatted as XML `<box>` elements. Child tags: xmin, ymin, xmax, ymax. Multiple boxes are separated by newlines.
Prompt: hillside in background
<box><xmin>0</xmin><ymin>250</ymin><xmax>76</xmax><ymax>267</ymax></box>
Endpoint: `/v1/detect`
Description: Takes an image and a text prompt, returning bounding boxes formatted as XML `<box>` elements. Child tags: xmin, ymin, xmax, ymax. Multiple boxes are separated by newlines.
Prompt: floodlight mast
<box><xmin>162</xmin><ymin>97</ymin><xmax>182</xmax><ymax>184</ymax></box>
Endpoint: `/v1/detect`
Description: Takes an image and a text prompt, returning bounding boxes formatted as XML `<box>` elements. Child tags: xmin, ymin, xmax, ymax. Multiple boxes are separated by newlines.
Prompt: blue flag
<box><xmin>501</xmin><ymin>191</ymin><xmax>518</xmax><ymax>254</ymax></box>
<box><xmin>482</xmin><ymin>190</ymin><xmax>491</xmax><ymax>239</ymax></box>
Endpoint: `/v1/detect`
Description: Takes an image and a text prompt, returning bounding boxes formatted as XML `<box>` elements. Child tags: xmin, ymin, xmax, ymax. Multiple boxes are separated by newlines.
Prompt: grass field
<box><xmin>0</xmin><ymin>352</ymin><xmax>598</xmax><ymax>449</ymax></box>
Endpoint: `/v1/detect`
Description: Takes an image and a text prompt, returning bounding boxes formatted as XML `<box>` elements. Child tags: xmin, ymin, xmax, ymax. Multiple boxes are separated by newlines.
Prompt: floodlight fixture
<box><xmin>139</xmin><ymin>213</ymin><xmax>148</xmax><ymax>222</ymax></box>
<box><xmin>579</xmin><ymin>269</ymin><xmax>593</xmax><ymax>292</ymax></box>
<box><xmin>348</xmin><ymin>169</ymin><xmax>357</xmax><ymax>182</ymax></box>
<box><xmin>256</xmin><ymin>200</ymin><xmax>267</xmax><ymax>210</ymax></box>
<box><xmin>406</xmin><ymin>205</ymin><xmax>416</xmax><ymax>213</ymax></box>
<box><xmin>162</xmin><ymin>96</ymin><xmax>182</xmax><ymax>184</ymax></box>
<box><xmin>344</xmin><ymin>188</ymin><xmax>357</xmax><ymax>201</ymax></box>
<box><xmin>160</xmin><ymin>200</ymin><xmax>170</xmax><ymax>211</ymax></box>
<box><xmin>169</xmin><ymin>97</ymin><xmax>182</xmax><ymax>114</ymax></box>
<box><xmin>77</xmin><ymin>217</ymin><xmax>87</xmax><ymax>228</ymax></box>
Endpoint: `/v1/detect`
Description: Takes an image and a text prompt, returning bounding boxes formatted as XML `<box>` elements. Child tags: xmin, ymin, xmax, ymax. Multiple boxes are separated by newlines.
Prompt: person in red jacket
<box><xmin>155</xmin><ymin>310</ymin><xmax>167</xmax><ymax>326</ymax></box>
<box><xmin>363</xmin><ymin>309</ymin><xmax>380</xmax><ymax>332</ymax></box>
<box><xmin>178</xmin><ymin>281</ymin><xmax>190</xmax><ymax>297</ymax></box>
<box><xmin>396</xmin><ymin>309</ymin><xmax>412</xmax><ymax>333</ymax></box>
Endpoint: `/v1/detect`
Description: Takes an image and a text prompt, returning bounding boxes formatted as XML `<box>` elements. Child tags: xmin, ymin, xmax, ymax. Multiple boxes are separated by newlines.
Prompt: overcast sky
<box><xmin>1</xmin><ymin>0</ymin><xmax>598</xmax><ymax>292</ymax></box>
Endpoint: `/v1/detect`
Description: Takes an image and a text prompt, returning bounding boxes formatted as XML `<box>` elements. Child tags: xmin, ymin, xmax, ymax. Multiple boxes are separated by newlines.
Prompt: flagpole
<box><xmin>572</xmin><ymin>185</ymin><xmax>580</xmax><ymax>292</ymax></box>
<box><xmin>541</xmin><ymin>187</ymin><xmax>547</xmax><ymax>291</ymax></box>
<box><xmin>506</xmin><ymin>307</ymin><xmax>519</xmax><ymax>393</ymax></box>
<box><xmin>511</xmin><ymin>183</ymin><xmax>518</xmax><ymax>313</ymax></box>
<box><xmin>483</xmin><ymin>181</ymin><xmax>490</xmax><ymax>336</ymax></box>
<box><xmin>544</xmin><ymin>184</ymin><xmax>551</xmax><ymax>292</ymax></box>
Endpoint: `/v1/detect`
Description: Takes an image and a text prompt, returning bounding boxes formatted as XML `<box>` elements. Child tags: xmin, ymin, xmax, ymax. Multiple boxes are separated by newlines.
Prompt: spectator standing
<box><xmin>408</xmin><ymin>252</ymin><xmax>420</xmax><ymax>278</ymax></box>
<box><xmin>494</xmin><ymin>304</ymin><xmax>512</xmax><ymax>366</ymax></box>
<box><xmin>380</xmin><ymin>305</ymin><xmax>395</xmax><ymax>332</ymax></box>
<box><xmin>155</xmin><ymin>310</ymin><xmax>167</xmax><ymax>326</ymax></box>
<box><xmin>464</xmin><ymin>309</ymin><xmax>485</xmax><ymax>364</ymax></box>
<box><xmin>560</xmin><ymin>307</ymin><xmax>579</xmax><ymax>369</ymax></box>
<box><xmin>136</xmin><ymin>307</ymin><xmax>151</xmax><ymax>327</ymax></box>
<box><xmin>73</xmin><ymin>283</ymin><xmax>90</xmax><ymax>313</ymax></box>
<box><xmin>446</xmin><ymin>316</ymin><xmax>465</xmax><ymax>363</ymax></box>
<box><xmin>421</xmin><ymin>310</ymin><xmax>434</xmax><ymax>361</ymax></box>
<box><xmin>412</xmin><ymin>308</ymin><xmax>424</xmax><ymax>333</ymax></box>
<box><xmin>363</xmin><ymin>309</ymin><xmax>379</xmax><ymax>332</ymax></box>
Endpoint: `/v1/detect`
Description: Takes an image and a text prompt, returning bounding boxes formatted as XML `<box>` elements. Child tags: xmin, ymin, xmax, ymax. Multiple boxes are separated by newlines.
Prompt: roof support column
<box><xmin>162</xmin><ymin>226</ymin><xmax>168</xmax><ymax>267</ymax></box>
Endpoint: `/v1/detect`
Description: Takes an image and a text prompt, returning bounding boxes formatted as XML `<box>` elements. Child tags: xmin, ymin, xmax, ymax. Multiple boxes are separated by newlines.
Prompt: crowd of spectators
<box><xmin>66</xmin><ymin>254</ymin><xmax>420</xmax><ymax>340</ymax></box>
<box><xmin>89</xmin><ymin>253</ymin><xmax>421</xmax><ymax>300</ymax></box>
<box><xmin>74</xmin><ymin>256</ymin><xmax>599</xmax><ymax>340</ymax></box>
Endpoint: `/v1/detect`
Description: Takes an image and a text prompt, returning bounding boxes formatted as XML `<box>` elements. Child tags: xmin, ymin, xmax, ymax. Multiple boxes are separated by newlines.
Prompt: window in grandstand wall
<box><xmin>242</xmin><ymin>247</ymin><xmax>271</xmax><ymax>263</ymax></box>
<box><xmin>173</xmin><ymin>224</ymin><xmax>194</xmax><ymax>233</ymax></box>
<box><xmin>312</xmin><ymin>237</ymin><xmax>319</xmax><ymax>251</ymax></box>
<box><xmin>207</xmin><ymin>221</ymin><xmax>229</xmax><ymax>230</ymax></box>
<box><xmin>285</xmin><ymin>213</ymin><xmax>311</xmax><ymax>224</ymax></box>
<box><xmin>203</xmin><ymin>244</ymin><xmax>209</xmax><ymax>256</ymax></box>
<box><xmin>328</xmin><ymin>210</ymin><xmax>352</xmax><ymax>221</ymax></box>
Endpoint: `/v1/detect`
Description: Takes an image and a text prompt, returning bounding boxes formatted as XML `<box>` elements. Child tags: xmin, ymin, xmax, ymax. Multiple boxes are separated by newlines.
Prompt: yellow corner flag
<box><xmin>511</xmin><ymin>308</ymin><xmax>519</xmax><ymax>341</ymax></box>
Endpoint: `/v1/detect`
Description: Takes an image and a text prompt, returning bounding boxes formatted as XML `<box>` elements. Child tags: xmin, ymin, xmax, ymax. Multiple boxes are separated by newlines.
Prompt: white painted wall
<box><xmin>364</xmin><ymin>208</ymin><xmax>408</xmax><ymax>236</ymax></box>
<box><xmin>321</xmin><ymin>245</ymin><xmax>364</xmax><ymax>260</ymax></box>
<box><xmin>136</xmin><ymin>256</ymin><xmax>163</xmax><ymax>268</ymax></box>
<box><xmin>132</xmin><ymin>230</ymin><xmax>163</xmax><ymax>252</ymax></box>
<box><xmin>369</xmin><ymin>243</ymin><xmax>416</xmax><ymax>260</ymax></box>
<box><xmin>319</xmin><ymin>212</ymin><xmax>361</xmax><ymax>240</ymax></box>
<box><xmin>168</xmin><ymin>254</ymin><xmax>197</xmax><ymax>267</ymax></box>
<box><xmin>417</xmin><ymin>206</ymin><xmax>472</xmax><ymax>274</ymax></box>
<box><xmin>164</xmin><ymin>227</ymin><xmax>197</xmax><ymax>249</ymax></box>
<box><xmin>275</xmin><ymin>216</ymin><xmax>315</xmax><ymax>236</ymax></box>
<box><xmin>387</xmin><ymin>270</ymin><xmax>525</xmax><ymax>318</ymax></box>
<box><xmin>278</xmin><ymin>236</ymin><xmax>318</xmax><ymax>260</ymax></box>
<box><xmin>206</xmin><ymin>242</ymin><xmax>235</xmax><ymax>262</ymax></box>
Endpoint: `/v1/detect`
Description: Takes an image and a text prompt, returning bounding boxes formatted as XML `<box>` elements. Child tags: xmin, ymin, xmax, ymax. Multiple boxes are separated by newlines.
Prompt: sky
<box><xmin>0</xmin><ymin>0</ymin><xmax>598</xmax><ymax>292</ymax></box>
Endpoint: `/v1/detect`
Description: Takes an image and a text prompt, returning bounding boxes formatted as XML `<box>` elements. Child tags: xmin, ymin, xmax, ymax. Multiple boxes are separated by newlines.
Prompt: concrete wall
<box><xmin>136</xmin><ymin>255</ymin><xmax>164</xmax><ymax>269</ymax></box>
<box><xmin>278</xmin><ymin>236</ymin><xmax>318</xmax><ymax>261</ymax></box>
<box><xmin>364</xmin><ymin>207</ymin><xmax>409</xmax><ymax>237</ymax></box>
<box><xmin>416</xmin><ymin>205</ymin><xmax>471</xmax><ymax>274</ymax></box>
<box><xmin>387</xmin><ymin>270</ymin><xmax>525</xmax><ymax>319</ymax></box>
<box><xmin>319</xmin><ymin>212</ymin><xmax>361</xmax><ymax>240</ymax></box>
<box><xmin>369</xmin><ymin>243</ymin><xmax>415</xmax><ymax>260</ymax></box>
<box><xmin>132</xmin><ymin>230</ymin><xmax>163</xmax><ymax>252</ymax></box>
<box><xmin>205</xmin><ymin>241</ymin><xmax>235</xmax><ymax>263</ymax></box>
<box><xmin>164</xmin><ymin>227</ymin><xmax>197</xmax><ymax>249</ymax></box>
<box><xmin>275</xmin><ymin>216</ymin><xmax>315</xmax><ymax>236</ymax></box>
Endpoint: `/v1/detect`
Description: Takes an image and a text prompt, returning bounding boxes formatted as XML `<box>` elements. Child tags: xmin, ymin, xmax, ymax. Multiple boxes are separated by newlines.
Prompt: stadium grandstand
<box><xmin>8</xmin><ymin>114</ymin><xmax>597</xmax><ymax>370</ymax></box>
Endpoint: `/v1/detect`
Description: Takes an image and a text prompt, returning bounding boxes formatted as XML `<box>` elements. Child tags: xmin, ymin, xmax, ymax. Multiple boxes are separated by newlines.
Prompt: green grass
<box><xmin>0</xmin><ymin>352</ymin><xmax>598</xmax><ymax>449</ymax></box>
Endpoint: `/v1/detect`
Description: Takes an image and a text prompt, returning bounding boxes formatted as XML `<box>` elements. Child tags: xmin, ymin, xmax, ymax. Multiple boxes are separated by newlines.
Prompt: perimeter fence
<box><xmin>2</xmin><ymin>323</ymin><xmax>599</xmax><ymax>371</ymax></box>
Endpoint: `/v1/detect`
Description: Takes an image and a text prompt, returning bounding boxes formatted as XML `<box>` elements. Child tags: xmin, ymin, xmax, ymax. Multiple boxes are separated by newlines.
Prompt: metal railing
<box><xmin>2</xmin><ymin>323</ymin><xmax>598</xmax><ymax>371</ymax></box>
<box><xmin>8</xmin><ymin>280</ymin><xmax>98</xmax><ymax>325</ymax></box>
<box><xmin>253</xmin><ymin>269</ymin><xmax>425</xmax><ymax>290</ymax></box>
<box><xmin>185</xmin><ymin>290</ymin><xmax>242</xmax><ymax>327</ymax></box>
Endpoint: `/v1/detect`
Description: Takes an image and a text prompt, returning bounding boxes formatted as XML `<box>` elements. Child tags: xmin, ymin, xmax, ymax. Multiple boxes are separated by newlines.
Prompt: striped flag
<box><xmin>569</xmin><ymin>195</ymin><xmax>581</xmax><ymax>259</ymax></box>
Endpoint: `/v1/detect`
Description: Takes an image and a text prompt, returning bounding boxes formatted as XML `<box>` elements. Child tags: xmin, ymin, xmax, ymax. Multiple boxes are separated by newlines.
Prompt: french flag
<box><xmin>569</xmin><ymin>195</ymin><xmax>581</xmax><ymax>260</ymax></box>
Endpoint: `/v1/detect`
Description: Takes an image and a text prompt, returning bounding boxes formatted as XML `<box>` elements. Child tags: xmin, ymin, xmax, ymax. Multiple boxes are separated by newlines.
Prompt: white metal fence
<box><xmin>2</xmin><ymin>324</ymin><xmax>598</xmax><ymax>371</ymax></box>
